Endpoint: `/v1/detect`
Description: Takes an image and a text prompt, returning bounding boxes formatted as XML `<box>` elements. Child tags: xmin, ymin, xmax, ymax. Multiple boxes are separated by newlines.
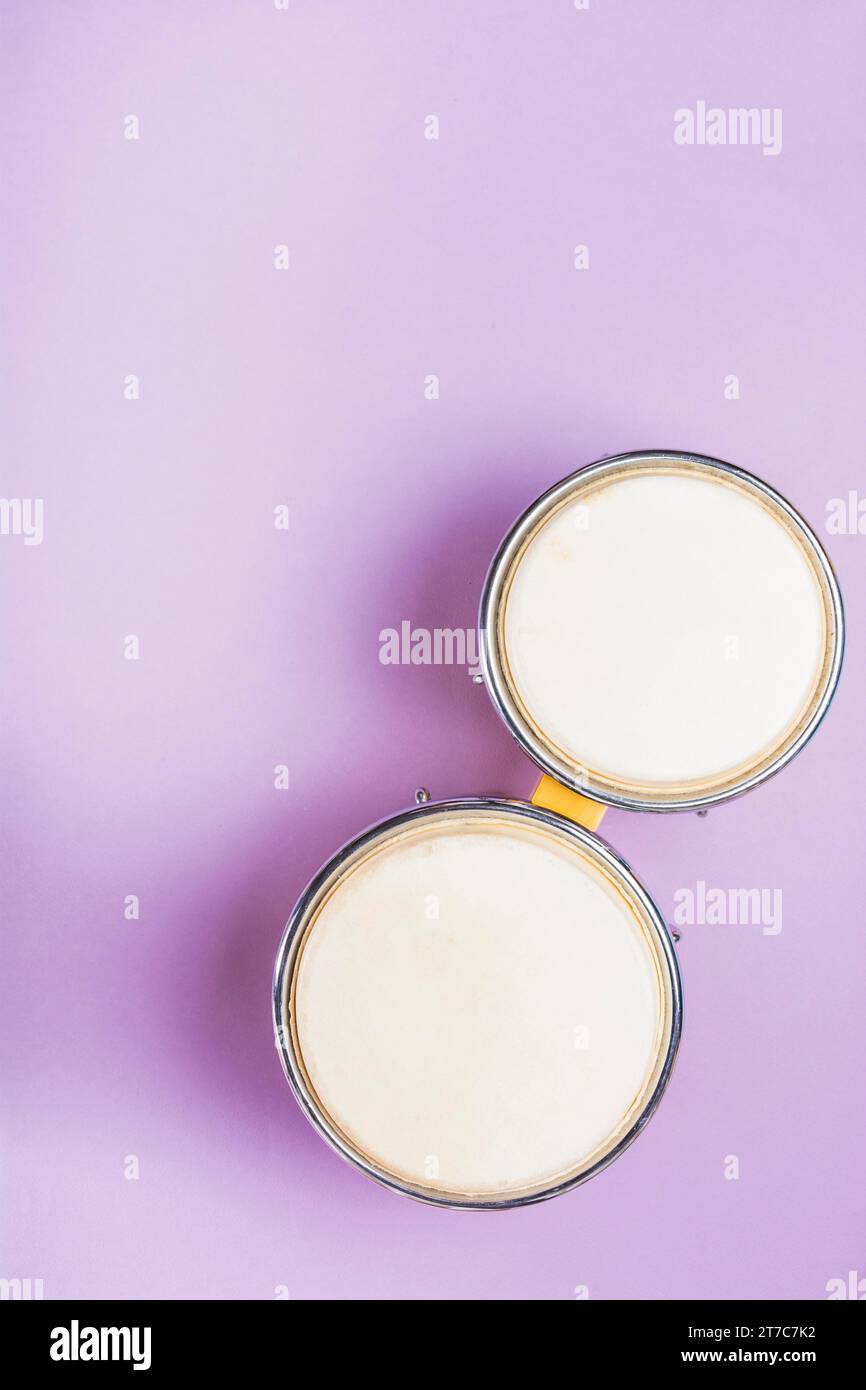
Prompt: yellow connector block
<box><xmin>531</xmin><ymin>774</ymin><xmax>606</xmax><ymax>832</ymax></box>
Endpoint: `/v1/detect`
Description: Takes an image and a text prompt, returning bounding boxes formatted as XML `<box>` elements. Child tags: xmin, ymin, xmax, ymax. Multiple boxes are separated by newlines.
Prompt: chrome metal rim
<box><xmin>273</xmin><ymin>797</ymin><xmax>683</xmax><ymax>1210</ymax></box>
<box><xmin>479</xmin><ymin>450</ymin><xmax>845</xmax><ymax>813</ymax></box>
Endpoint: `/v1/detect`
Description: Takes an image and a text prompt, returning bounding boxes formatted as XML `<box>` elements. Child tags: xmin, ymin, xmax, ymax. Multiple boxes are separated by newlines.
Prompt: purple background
<box><xmin>3</xmin><ymin>0</ymin><xmax>865</xmax><ymax>1301</ymax></box>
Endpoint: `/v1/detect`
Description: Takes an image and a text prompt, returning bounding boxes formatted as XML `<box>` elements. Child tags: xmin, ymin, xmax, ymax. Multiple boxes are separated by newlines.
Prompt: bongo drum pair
<box><xmin>273</xmin><ymin>451</ymin><xmax>843</xmax><ymax>1209</ymax></box>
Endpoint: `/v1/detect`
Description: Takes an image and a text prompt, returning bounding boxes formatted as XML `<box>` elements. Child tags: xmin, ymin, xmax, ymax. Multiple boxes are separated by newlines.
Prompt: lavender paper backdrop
<box><xmin>2</xmin><ymin>0</ymin><xmax>864</xmax><ymax>1301</ymax></box>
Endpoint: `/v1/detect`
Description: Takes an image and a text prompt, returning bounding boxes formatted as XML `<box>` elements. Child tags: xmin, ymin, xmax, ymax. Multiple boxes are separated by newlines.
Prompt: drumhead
<box><xmin>481</xmin><ymin>453</ymin><xmax>843</xmax><ymax>810</ymax></box>
<box><xmin>274</xmin><ymin>799</ymin><xmax>681</xmax><ymax>1208</ymax></box>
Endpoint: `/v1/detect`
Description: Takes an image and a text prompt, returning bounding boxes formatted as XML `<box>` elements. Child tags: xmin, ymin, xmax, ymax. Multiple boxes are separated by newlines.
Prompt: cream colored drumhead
<box><xmin>495</xmin><ymin>458</ymin><xmax>837</xmax><ymax>805</ymax></box>
<box><xmin>288</xmin><ymin>808</ymin><xmax>675</xmax><ymax>1202</ymax></box>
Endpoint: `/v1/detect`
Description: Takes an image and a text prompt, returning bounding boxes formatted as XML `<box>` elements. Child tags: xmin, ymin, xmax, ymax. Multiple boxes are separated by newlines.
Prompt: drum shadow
<box><xmin>175</xmin><ymin>788</ymin><xmax>397</xmax><ymax>1144</ymax></box>
<box><xmin>346</xmin><ymin>452</ymin><xmax>571</xmax><ymax>803</ymax></box>
<box><xmin>173</xmin><ymin>444</ymin><xmax>615</xmax><ymax>1139</ymax></box>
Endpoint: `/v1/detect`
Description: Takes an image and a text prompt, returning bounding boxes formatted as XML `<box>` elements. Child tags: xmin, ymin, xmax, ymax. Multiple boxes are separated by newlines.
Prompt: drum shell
<box><xmin>273</xmin><ymin>797</ymin><xmax>683</xmax><ymax>1210</ymax></box>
